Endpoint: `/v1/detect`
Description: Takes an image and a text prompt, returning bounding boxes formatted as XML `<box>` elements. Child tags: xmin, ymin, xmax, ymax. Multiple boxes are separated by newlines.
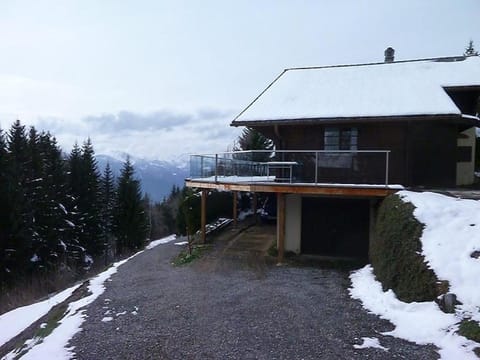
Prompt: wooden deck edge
<box><xmin>185</xmin><ymin>180</ymin><xmax>398</xmax><ymax>197</ymax></box>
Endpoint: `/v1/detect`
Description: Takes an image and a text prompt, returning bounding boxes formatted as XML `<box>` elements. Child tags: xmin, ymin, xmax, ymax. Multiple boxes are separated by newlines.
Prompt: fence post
<box><xmin>315</xmin><ymin>151</ymin><xmax>318</xmax><ymax>184</ymax></box>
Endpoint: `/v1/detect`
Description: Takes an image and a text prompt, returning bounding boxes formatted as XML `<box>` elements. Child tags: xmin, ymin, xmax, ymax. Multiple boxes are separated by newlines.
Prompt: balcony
<box><xmin>188</xmin><ymin>150</ymin><xmax>396</xmax><ymax>187</ymax></box>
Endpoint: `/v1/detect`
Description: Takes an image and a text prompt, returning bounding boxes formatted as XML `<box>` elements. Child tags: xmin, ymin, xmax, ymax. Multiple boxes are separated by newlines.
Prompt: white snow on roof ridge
<box><xmin>234</xmin><ymin>56</ymin><xmax>480</xmax><ymax>123</ymax></box>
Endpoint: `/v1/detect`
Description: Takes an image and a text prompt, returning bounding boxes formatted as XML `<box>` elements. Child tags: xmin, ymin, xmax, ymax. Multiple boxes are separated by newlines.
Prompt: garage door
<box><xmin>301</xmin><ymin>197</ymin><xmax>369</xmax><ymax>258</ymax></box>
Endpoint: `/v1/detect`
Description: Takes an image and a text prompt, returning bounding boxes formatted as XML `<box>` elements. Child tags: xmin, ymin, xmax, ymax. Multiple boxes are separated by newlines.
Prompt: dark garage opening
<box><xmin>301</xmin><ymin>197</ymin><xmax>370</xmax><ymax>258</ymax></box>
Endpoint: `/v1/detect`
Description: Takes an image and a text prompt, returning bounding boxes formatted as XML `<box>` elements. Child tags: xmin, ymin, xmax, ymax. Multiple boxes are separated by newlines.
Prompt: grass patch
<box><xmin>173</xmin><ymin>244</ymin><xmax>211</xmax><ymax>266</ymax></box>
<box><xmin>35</xmin><ymin>304</ymin><xmax>68</xmax><ymax>339</ymax></box>
<box><xmin>7</xmin><ymin>303</ymin><xmax>69</xmax><ymax>359</ymax></box>
<box><xmin>459</xmin><ymin>319</ymin><xmax>480</xmax><ymax>343</ymax></box>
<box><xmin>267</xmin><ymin>242</ymin><xmax>278</xmax><ymax>257</ymax></box>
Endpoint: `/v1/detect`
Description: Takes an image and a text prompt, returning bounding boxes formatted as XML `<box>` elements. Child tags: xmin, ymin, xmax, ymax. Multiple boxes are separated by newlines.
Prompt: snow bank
<box><xmin>350</xmin><ymin>266</ymin><xmax>477</xmax><ymax>359</ymax></box>
<box><xmin>350</xmin><ymin>191</ymin><xmax>480</xmax><ymax>359</ymax></box>
<box><xmin>398</xmin><ymin>191</ymin><xmax>480</xmax><ymax>320</ymax></box>
<box><xmin>0</xmin><ymin>283</ymin><xmax>81</xmax><ymax>347</ymax></box>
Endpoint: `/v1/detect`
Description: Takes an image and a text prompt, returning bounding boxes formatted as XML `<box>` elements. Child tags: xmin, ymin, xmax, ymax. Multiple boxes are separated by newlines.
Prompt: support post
<box><xmin>252</xmin><ymin>192</ymin><xmax>258</xmax><ymax>224</ymax></box>
<box><xmin>201</xmin><ymin>189</ymin><xmax>207</xmax><ymax>244</ymax></box>
<box><xmin>385</xmin><ymin>151</ymin><xmax>390</xmax><ymax>186</ymax></box>
<box><xmin>233</xmin><ymin>191</ymin><xmax>238</xmax><ymax>227</ymax></box>
<box><xmin>215</xmin><ymin>154</ymin><xmax>218</xmax><ymax>182</ymax></box>
<box><xmin>277</xmin><ymin>192</ymin><xmax>285</xmax><ymax>264</ymax></box>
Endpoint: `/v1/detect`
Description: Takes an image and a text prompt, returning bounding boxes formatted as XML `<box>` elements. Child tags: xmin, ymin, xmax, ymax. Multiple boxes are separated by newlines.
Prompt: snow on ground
<box><xmin>174</xmin><ymin>241</ymin><xmax>188</xmax><ymax>246</ymax></box>
<box><xmin>0</xmin><ymin>283</ymin><xmax>81</xmax><ymax>347</ymax></box>
<box><xmin>353</xmin><ymin>337</ymin><xmax>389</xmax><ymax>351</ymax></box>
<box><xmin>4</xmin><ymin>234</ymin><xmax>176</xmax><ymax>360</ymax></box>
<box><xmin>398</xmin><ymin>191</ymin><xmax>480</xmax><ymax>321</ymax></box>
<box><xmin>145</xmin><ymin>234</ymin><xmax>176</xmax><ymax>249</ymax></box>
<box><xmin>350</xmin><ymin>191</ymin><xmax>480</xmax><ymax>359</ymax></box>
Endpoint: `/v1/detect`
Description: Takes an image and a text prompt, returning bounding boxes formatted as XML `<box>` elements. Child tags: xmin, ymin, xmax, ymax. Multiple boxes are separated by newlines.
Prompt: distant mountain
<box><xmin>96</xmin><ymin>154</ymin><xmax>188</xmax><ymax>202</ymax></box>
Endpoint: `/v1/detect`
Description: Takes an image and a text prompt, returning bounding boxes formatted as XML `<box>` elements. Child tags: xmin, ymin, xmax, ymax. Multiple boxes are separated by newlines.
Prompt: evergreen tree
<box><xmin>0</xmin><ymin>128</ymin><xmax>12</xmax><ymax>285</ymax></box>
<box><xmin>79</xmin><ymin>139</ymin><xmax>102</xmax><ymax>256</ymax></box>
<box><xmin>176</xmin><ymin>187</ymin><xmax>201</xmax><ymax>237</ymax></box>
<box><xmin>5</xmin><ymin>120</ymin><xmax>33</xmax><ymax>278</ymax></box>
<box><xmin>114</xmin><ymin>158</ymin><xmax>148</xmax><ymax>253</ymax></box>
<box><xmin>99</xmin><ymin>162</ymin><xmax>117</xmax><ymax>263</ymax></box>
<box><xmin>235</xmin><ymin>127</ymin><xmax>273</xmax><ymax>162</ymax></box>
<box><xmin>26</xmin><ymin>126</ymin><xmax>46</xmax><ymax>271</ymax></box>
<box><xmin>464</xmin><ymin>40</ymin><xmax>479</xmax><ymax>57</ymax></box>
<box><xmin>68</xmin><ymin>142</ymin><xmax>84</xmax><ymax>247</ymax></box>
<box><xmin>37</xmin><ymin>133</ymin><xmax>73</xmax><ymax>269</ymax></box>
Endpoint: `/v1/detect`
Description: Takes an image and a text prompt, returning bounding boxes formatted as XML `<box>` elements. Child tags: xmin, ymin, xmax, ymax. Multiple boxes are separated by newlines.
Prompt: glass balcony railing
<box><xmin>188</xmin><ymin>150</ymin><xmax>391</xmax><ymax>186</ymax></box>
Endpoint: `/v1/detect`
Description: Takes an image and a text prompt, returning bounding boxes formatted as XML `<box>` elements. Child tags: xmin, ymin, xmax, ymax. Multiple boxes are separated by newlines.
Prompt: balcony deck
<box><xmin>186</xmin><ymin>150</ymin><xmax>403</xmax><ymax>197</ymax></box>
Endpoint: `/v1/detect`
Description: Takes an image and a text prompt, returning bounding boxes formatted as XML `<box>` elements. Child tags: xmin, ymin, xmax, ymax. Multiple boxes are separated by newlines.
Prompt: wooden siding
<box><xmin>252</xmin><ymin>119</ymin><xmax>461</xmax><ymax>187</ymax></box>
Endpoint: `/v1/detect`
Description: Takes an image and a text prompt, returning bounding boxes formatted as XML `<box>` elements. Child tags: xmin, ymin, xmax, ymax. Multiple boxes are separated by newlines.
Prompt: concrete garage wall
<box><xmin>285</xmin><ymin>194</ymin><xmax>301</xmax><ymax>254</ymax></box>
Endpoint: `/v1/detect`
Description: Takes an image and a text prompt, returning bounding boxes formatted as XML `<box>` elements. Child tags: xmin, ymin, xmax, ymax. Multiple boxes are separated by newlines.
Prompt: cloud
<box><xmin>31</xmin><ymin>108</ymin><xmax>243</xmax><ymax>162</ymax></box>
<box><xmin>83</xmin><ymin>111</ymin><xmax>190</xmax><ymax>133</ymax></box>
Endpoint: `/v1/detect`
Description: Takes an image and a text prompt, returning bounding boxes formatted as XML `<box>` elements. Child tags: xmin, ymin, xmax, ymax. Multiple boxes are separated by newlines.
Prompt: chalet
<box><xmin>186</xmin><ymin>50</ymin><xmax>480</xmax><ymax>262</ymax></box>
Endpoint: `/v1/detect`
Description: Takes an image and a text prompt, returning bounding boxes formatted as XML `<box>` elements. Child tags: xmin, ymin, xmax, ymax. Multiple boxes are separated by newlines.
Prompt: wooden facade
<box><xmin>251</xmin><ymin>116</ymin><xmax>476</xmax><ymax>188</ymax></box>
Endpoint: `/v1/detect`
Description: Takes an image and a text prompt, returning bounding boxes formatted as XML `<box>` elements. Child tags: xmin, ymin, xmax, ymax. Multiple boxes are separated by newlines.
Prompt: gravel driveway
<box><xmin>70</xmin><ymin>225</ymin><xmax>438</xmax><ymax>359</ymax></box>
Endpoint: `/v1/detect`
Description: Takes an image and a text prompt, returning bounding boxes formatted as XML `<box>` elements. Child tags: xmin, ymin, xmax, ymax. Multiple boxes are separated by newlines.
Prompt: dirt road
<box><xmin>70</xmin><ymin>224</ymin><xmax>438</xmax><ymax>359</ymax></box>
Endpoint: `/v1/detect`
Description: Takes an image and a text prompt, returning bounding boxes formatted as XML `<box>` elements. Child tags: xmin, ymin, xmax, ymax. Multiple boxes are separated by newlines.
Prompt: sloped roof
<box><xmin>232</xmin><ymin>56</ymin><xmax>480</xmax><ymax>126</ymax></box>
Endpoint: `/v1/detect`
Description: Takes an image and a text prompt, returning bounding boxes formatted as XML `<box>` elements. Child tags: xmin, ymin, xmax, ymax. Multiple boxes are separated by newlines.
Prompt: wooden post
<box><xmin>277</xmin><ymin>192</ymin><xmax>285</xmax><ymax>264</ymax></box>
<box><xmin>252</xmin><ymin>193</ymin><xmax>258</xmax><ymax>224</ymax></box>
<box><xmin>201</xmin><ymin>189</ymin><xmax>207</xmax><ymax>244</ymax></box>
<box><xmin>233</xmin><ymin>191</ymin><xmax>238</xmax><ymax>227</ymax></box>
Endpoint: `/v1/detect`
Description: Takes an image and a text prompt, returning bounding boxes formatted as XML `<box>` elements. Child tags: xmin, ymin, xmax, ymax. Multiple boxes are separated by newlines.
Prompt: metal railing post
<box><xmin>385</xmin><ymin>151</ymin><xmax>389</xmax><ymax>186</ymax></box>
<box><xmin>215</xmin><ymin>154</ymin><xmax>218</xmax><ymax>182</ymax></box>
<box><xmin>315</xmin><ymin>151</ymin><xmax>318</xmax><ymax>184</ymax></box>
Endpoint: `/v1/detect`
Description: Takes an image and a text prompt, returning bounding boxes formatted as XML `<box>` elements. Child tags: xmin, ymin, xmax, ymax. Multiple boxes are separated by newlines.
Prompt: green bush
<box><xmin>370</xmin><ymin>194</ymin><xmax>439</xmax><ymax>302</ymax></box>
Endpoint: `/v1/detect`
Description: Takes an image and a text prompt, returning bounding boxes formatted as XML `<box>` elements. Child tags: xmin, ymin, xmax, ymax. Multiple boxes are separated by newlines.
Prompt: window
<box><xmin>324</xmin><ymin>127</ymin><xmax>358</xmax><ymax>150</ymax></box>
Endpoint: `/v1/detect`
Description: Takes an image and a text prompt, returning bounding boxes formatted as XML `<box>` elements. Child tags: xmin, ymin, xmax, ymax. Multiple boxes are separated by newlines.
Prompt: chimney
<box><xmin>384</xmin><ymin>47</ymin><xmax>395</xmax><ymax>63</ymax></box>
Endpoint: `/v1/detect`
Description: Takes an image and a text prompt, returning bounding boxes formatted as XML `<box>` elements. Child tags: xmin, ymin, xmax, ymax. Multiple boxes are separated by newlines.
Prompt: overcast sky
<box><xmin>0</xmin><ymin>0</ymin><xmax>479</xmax><ymax>161</ymax></box>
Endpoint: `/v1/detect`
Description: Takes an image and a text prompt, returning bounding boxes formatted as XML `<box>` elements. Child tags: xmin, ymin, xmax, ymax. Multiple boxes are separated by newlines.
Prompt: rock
<box><xmin>470</xmin><ymin>250</ymin><xmax>480</xmax><ymax>259</ymax></box>
<box><xmin>438</xmin><ymin>293</ymin><xmax>459</xmax><ymax>313</ymax></box>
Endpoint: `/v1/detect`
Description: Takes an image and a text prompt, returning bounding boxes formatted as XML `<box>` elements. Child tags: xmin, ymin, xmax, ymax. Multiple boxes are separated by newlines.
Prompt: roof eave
<box><xmin>231</xmin><ymin>113</ymin><xmax>473</xmax><ymax>127</ymax></box>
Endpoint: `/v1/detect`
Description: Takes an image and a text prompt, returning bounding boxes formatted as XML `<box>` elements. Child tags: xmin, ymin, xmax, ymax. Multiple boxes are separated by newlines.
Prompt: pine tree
<box><xmin>0</xmin><ymin>128</ymin><xmax>12</xmax><ymax>285</ymax></box>
<box><xmin>26</xmin><ymin>126</ymin><xmax>46</xmax><ymax>271</ymax></box>
<box><xmin>235</xmin><ymin>127</ymin><xmax>273</xmax><ymax>162</ymax></box>
<box><xmin>5</xmin><ymin>120</ymin><xmax>33</xmax><ymax>278</ymax></box>
<box><xmin>99</xmin><ymin>162</ymin><xmax>117</xmax><ymax>263</ymax></box>
<box><xmin>79</xmin><ymin>139</ymin><xmax>102</xmax><ymax>257</ymax></box>
<box><xmin>464</xmin><ymin>40</ymin><xmax>479</xmax><ymax>57</ymax></box>
<box><xmin>37</xmin><ymin>133</ymin><xmax>73</xmax><ymax>269</ymax></box>
<box><xmin>114</xmin><ymin>158</ymin><xmax>148</xmax><ymax>253</ymax></box>
<box><xmin>67</xmin><ymin>142</ymin><xmax>88</xmax><ymax>266</ymax></box>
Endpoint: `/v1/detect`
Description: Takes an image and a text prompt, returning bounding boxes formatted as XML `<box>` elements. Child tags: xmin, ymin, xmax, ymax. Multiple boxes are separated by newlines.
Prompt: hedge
<box><xmin>370</xmin><ymin>194</ymin><xmax>439</xmax><ymax>302</ymax></box>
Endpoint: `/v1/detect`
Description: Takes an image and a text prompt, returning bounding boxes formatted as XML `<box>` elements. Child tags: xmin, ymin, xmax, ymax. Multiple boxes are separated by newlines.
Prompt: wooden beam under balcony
<box><xmin>185</xmin><ymin>179</ymin><xmax>400</xmax><ymax>198</ymax></box>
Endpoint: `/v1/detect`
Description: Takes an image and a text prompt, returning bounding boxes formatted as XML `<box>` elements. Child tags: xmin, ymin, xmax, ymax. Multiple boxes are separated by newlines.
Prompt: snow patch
<box><xmin>146</xmin><ymin>234</ymin><xmax>176</xmax><ymax>249</ymax></box>
<box><xmin>353</xmin><ymin>337</ymin><xmax>388</xmax><ymax>351</ymax></box>
<box><xmin>398</xmin><ymin>191</ymin><xmax>480</xmax><ymax>320</ymax></box>
<box><xmin>101</xmin><ymin>316</ymin><xmax>113</xmax><ymax>322</ymax></box>
<box><xmin>0</xmin><ymin>283</ymin><xmax>81</xmax><ymax>347</ymax></box>
<box><xmin>174</xmin><ymin>241</ymin><xmax>188</xmax><ymax>246</ymax></box>
<box><xmin>350</xmin><ymin>266</ymin><xmax>477</xmax><ymax>359</ymax></box>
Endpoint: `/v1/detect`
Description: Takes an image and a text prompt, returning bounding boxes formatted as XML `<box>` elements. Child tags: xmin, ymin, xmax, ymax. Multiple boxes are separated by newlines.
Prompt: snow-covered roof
<box><xmin>232</xmin><ymin>56</ymin><xmax>480</xmax><ymax>125</ymax></box>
